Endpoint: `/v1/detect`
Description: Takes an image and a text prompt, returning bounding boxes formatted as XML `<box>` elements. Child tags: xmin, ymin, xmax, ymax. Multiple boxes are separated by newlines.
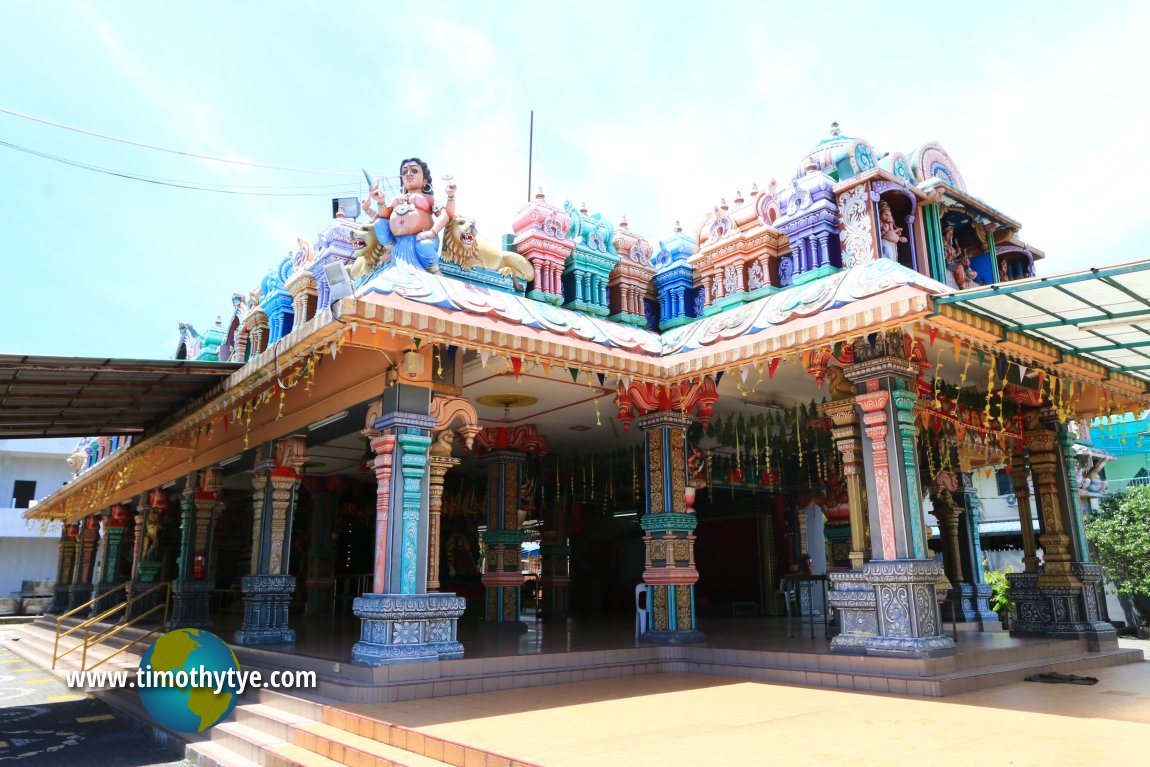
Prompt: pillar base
<box><xmin>477</xmin><ymin>619</ymin><xmax>528</xmax><ymax>634</ymax></box>
<box><xmin>90</xmin><ymin>582</ymin><xmax>127</xmax><ymax>618</ymax></box>
<box><xmin>946</xmin><ymin>583</ymin><xmax>1000</xmax><ymax>629</ymax></box>
<box><xmin>1007</xmin><ymin>565</ymin><xmax>1117</xmax><ymax>650</ymax></box>
<box><xmin>234</xmin><ymin>574</ymin><xmax>296</xmax><ymax>645</ymax></box>
<box><xmin>305</xmin><ymin>579</ymin><xmax>335</xmax><ymax>616</ymax></box>
<box><xmin>167</xmin><ymin>578</ymin><xmax>214</xmax><ymax>631</ymax></box>
<box><xmin>127</xmin><ymin>580</ymin><xmax>168</xmax><ymax>622</ymax></box>
<box><xmin>638</xmin><ymin>629</ymin><xmax>706</xmax><ymax>646</ymax></box>
<box><xmin>352</xmin><ymin>592</ymin><xmax>466</xmax><ymax>665</ymax></box>
<box><xmin>49</xmin><ymin>584</ymin><xmax>71</xmax><ymax>615</ymax></box>
<box><xmin>65</xmin><ymin>584</ymin><xmax>92</xmax><ymax>612</ymax></box>
<box><xmin>136</xmin><ymin>561</ymin><xmax>162</xmax><ymax>583</ymax></box>
<box><xmin>829</xmin><ymin>559</ymin><xmax>956</xmax><ymax>658</ymax></box>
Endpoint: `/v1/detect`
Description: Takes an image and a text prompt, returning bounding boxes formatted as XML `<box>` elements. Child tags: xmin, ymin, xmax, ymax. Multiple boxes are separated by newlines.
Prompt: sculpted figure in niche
<box><xmin>140</xmin><ymin>511</ymin><xmax>160</xmax><ymax>561</ymax></box>
<box><xmin>943</xmin><ymin>225</ymin><xmax>977</xmax><ymax>289</ymax></box>
<box><xmin>362</xmin><ymin>158</ymin><xmax>456</xmax><ymax>272</ymax></box>
<box><xmin>878</xmin><ymin>201</ymin><xmax>907</xmax><ymax>261</ymax></box>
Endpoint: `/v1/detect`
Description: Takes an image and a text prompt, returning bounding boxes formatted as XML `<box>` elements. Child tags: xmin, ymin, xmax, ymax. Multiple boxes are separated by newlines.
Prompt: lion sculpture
<box><xmin>349</xmin><ymin>223</ymin><xmax>393</xmax><ymax>280</ymax></box>
<box><xmin>443</xmin><ymin>215</ymin><xmax>534</xmax><ymax>288</ymax></box>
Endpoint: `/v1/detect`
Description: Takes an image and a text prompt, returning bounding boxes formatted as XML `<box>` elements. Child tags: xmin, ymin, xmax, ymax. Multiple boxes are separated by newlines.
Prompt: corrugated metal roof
<box><xmin>936</xmin><ymin>259</ymin><xmax>1150</xmax><ymax>383</ymax></box>
<box><xmin>0</xmin><ymin>354</ymin><xmax>238</xmax><ymax>438</ymax></box>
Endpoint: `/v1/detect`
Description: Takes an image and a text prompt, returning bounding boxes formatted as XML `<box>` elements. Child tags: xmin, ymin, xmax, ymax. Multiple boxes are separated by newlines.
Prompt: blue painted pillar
<box><xmin>353</xmin><ymin>384</ymin><xmax>465</xmax><ymax>664</ymax></box>
<box><xmin>637</xmin><ymin>410</ymin><xmax>704</xmax><ymax>645</ymax></box>
<box><xmin>481</xmin><ymin>449</ymin><xmax>528</xmax><ymax>631</ymax></box>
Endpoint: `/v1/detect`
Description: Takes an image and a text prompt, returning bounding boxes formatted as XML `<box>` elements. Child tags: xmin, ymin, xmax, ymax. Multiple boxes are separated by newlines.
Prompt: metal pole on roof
<box><xmin>527</xmin><ymin>110</ymin><xmax>534</xmax><ymax>202</ymax></box>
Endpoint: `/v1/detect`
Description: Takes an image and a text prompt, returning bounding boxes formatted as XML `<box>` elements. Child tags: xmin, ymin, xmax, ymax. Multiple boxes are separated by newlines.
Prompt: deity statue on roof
<box><xmin>942</xmin><ymin>224</ymin><xmax>977</xmax><ymax>289</ymax></box>
<box><xmin>361</xmin><ymin>158</ymin><xmax>456</xmax><ymax>271</ymax></box>
<box><xmin>878</xmin><ymin>201</ymin><xmax>907</xmax><ymax>261</ymax></box>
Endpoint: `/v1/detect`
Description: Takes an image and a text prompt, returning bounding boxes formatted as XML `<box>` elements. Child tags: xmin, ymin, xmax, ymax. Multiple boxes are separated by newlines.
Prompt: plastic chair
<box><xmin>776</xmin><ymin>576</ymin><xmax>797</xmax><ymax>638</ymax></box>
<box><xmin>635</xmin><ymin>584</ymin><xmax>649</xmax><ymax>641</ymax></box>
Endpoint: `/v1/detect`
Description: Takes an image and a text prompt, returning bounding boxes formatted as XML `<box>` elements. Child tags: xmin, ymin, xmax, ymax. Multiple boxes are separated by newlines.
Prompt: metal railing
<box><xmin>53</xmin><ymin>581</ymin><xmax>171</xmax><ymax>672</ymax></box>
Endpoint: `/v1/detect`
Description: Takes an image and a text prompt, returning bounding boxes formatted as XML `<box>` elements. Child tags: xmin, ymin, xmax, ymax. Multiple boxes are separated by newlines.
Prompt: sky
<box><xmin>2</xmin><ymin>1</ymin><xmax>1148</xmax><ymax>359</ymax></box>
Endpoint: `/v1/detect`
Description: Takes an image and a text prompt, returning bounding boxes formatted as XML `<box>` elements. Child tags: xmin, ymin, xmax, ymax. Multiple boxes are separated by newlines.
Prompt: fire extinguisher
<box><xmin>193</xmin><ymin>552</ymin><xmax>205</xmax><ymax>580</ymax></box>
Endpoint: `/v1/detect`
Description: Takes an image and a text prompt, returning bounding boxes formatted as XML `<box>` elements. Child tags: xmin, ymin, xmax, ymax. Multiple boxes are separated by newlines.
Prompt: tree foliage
<box><xmin>1084</xmin><ymin>486</ymin><xmax>1150</xmax><ymax>598</ymax></box>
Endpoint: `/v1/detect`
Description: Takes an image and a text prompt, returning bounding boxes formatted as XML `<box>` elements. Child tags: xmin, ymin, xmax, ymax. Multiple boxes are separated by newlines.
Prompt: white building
<box><xmin>0</xmin><ymin>438</ymin><xmax>72</xmax><ymax>605</ymax></box>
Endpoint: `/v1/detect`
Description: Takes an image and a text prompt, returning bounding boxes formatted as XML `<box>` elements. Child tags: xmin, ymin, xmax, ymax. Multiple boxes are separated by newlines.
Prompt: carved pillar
<box><xmin>235</xmin><ymin>437</ymin><xmax>304</xmax><ymax>644</ymax></box>
<box><xmin>427</xmin><ymin>455</ymin><xmax>459</xmax><ymax>592</ymax></box>
<box><xmin>951</xmin><ymin>472</ymin><xmax>998</xmax><ymax>627</ymax></box>
<box><xmin>66</xmin><ymin>516</ymin><xmax>100</xmax><ymax>611</ymax></box>
<box><xmin>930</xmin><ymin>490</ymin><xmax>963</xmax><ymax>586</ymax></box>
<box><xmin>481</xmin><ymin>449</ymin><xmax>528</xmax><ymax>630</ymax></box>
<box><xmin>135</xmin><ymin>489</ymin><xmax>168</xmax><ymax>585</ymax></box>
<box><xmin>638</xmin><ymin>410</ymin><xmax>704</xmax><ymax>645</ymax></box>
<box><xmin>91</xmin><ymin>504</ymin><xmax>131</xmax><ymax>614</ymax></box>
<box><xmin>1010</xmin><ymin>446</ymin><xmax>1040</xmax><ymax>574</ymax></box>
<box><xmin>1055</xmin><ymin>420</ymin><xmax>1090</xmax><ymax>562</ymax></box>
<box><xmin>1007</xmin><ymin>411</ymin><xmax>1116</xmax><ymax>647</ymax></box>
<box><xmin>130</xmin><ymin>498</ymin><xmax>147</xmax><ymax>582</ymax></box>
<box><xmin>304</xmin><ymin>476</ymin><xmax>342</xmax><ymax>615</ymax></box>
<box><xmin>51</xmin><ymin>523</ymin><xmax>79</xmax><ymax>613</ymax></box>
<box><xmin>352</xmin><ymin>386</ymin><xmax>466</xmax><ymax>665</ymax></box>
<box><xmin>171</xmin><ymin>467</ymin><xmax>222</xmax><ymax>628</ymax></box>
<box><xmin>828</xmin><ymin>332</ymin><xmax>953</xmax><ymax>658</ymax></box>
<box><xmin>821</xmin><ymin>400</ymin><xmax>867</xmax><ymax>571</ymax></box>
<box><xmin>538</xmin><ymin>515</ymin><xmax>570</xmax><ymax>622</ymax></box>
<box><xmin>1027</xmin><ymin>422</ymin><xmax>1079</xmax><ymax>588</ymax></box>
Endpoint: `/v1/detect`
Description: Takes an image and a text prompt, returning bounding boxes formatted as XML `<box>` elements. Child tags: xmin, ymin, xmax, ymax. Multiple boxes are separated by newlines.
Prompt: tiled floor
<box><xmin>208</xmin><ymin>609</ymin><xmax>1031</xmax><ymax>663</ymax></box>
<box><xmin>343</xmin><ymin>651</ymin><xmax>1150</xmax><ymax>767</ymax></box>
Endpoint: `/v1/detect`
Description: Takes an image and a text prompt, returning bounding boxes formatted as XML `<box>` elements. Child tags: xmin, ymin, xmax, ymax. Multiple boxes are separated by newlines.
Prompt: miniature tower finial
<box><xmin>535</xmin><ymin>186</ymin><xmax>545</xmax><ymax>200</ymax></box>
<box><xmin>674</xmin><ymin>220</ymin><xmax>682</xmax><ymax>233</ymax></box>
<box><xmin>830</xmin><ymin>121</ymin><xmax>841</xmax><ymax>137</ymax></box>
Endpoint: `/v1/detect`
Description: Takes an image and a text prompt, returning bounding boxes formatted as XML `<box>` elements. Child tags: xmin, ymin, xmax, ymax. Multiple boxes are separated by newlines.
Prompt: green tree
<box><xmin>1084</xmin><ymin>486</ymin><xmax>1150</xmax><ymax>598</ymax></box>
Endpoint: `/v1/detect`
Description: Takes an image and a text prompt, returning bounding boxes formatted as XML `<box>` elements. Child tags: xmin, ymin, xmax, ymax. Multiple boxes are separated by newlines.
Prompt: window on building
<box><xmin>11</xmin><ymin>480</ymin><xmax>36</xmax><ymax>509</ymax></box>
<box><xmin>995</xmin><ymin>468</ymin><xmax>1012</xmax><ymax>497</ymax></box>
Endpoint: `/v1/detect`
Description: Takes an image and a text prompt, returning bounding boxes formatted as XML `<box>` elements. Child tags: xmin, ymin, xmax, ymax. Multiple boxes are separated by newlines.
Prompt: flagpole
<box><xmin>527</xmin><ymin>110</ymin><xmax>534</xmax><ymax>202</ymax></box>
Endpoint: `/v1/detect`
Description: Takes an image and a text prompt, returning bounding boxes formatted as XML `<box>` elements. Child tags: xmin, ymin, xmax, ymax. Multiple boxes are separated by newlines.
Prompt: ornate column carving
<box><xmin>304</xmin><ymin>476</ymin><xmax>343</xmax><ymax>615</ymax></box>
<box><xmin>820</xmin><ymin>397</ymin><xmax>867</xmax><ymax>570</ymax></box>
<box><xmin>235</xmin><ymin>438</ymin><xmax>305</xmax><ymax>644</ymax></box>
<box><xmin>929</xmin><ymin>482</ymin><xmax>962</xmax><ymax>587</ymax></box>
<box><xmin>1007</xmin><ymin>409</ymin><xmax>1117</xmax><ymax>647</ymax></box>
<box><xmin>170</xmin><ymin>467</ymin><xmax>225</xmax><ymax>629</ymax></box>
<box><xmin>352</xmin><ymin>387</ymin><xmax>466</xmax><ymax>665</ymax></box>
<box><xmin>50</xmin><ymin>523</ymin><xmax>79</xmax><ymax>614</ymax></box>
<box><xmin>618</xmin><ymin>375</ymin><xmax>718</xmax><ymax>645</ymax></box>
<box><xmin>91</xmin><ymin>504</ymin><xmax>132</xmax><ymax>614</ymax></box>
<box><xmin>828</xmin><ymin>330</ymin><xmax>953</xmax><ymax>658</ymax></box>
<box><xmin>474</xmin><ymin>423</ymin><xmax>547</xmax><ymax>631</ymax></box>
<box><xmin>1010</xmin><ymin>446</ymin><xmax>1040</xmax><ymax>574</ymax></box>
<box><xmin>1026</xmin><ymin>420</ymin><xmax>1079</xmax><ymax>588</ymax></box>
<box><xmin>65</xmin><ymin>516</ymin><xmax>101</xmax><ymax>610</ymax></box>
<box><xmin>427</xmin><ymin>455</ymin><xmax>458</xmax><ymax>592</ymax></box>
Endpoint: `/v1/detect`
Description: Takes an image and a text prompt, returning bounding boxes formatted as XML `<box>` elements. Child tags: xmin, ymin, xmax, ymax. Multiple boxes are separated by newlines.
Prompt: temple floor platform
<box><xmin>2</xmin><ymin>617</ymin><xmax>1144</xmax><ymax>767</ymax></box>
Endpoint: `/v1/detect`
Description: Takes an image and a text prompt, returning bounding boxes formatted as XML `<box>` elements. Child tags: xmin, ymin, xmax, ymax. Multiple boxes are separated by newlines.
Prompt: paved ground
<box><xmin>2</xmin><ymin>627</ymin><xmax>1147</xmax><ymax>767</ymax></box>
<box><xmin>346</xmin><ymin>638</ymin><xmax>1150</xmax><ymax>767</ymax></box>
<box><xmin>0</xmin><ymin>642</ymin><xmax>190</xmax><ymax>767</ymax></box>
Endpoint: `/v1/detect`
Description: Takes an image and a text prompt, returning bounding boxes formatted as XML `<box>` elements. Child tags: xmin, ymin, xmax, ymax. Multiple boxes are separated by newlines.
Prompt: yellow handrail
<box><xmin>54</xmin><ymin>581</ymin><xmax>134</xmax><ymax>666</ymax></box>
<box><xmin>53</xmin><ymin>581</ymin><xmax>172</xmax><ymax>672</ymax></box>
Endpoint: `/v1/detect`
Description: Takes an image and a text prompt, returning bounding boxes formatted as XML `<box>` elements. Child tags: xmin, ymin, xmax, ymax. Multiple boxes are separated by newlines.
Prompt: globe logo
<box><xmin>137</xmin><ymin>628</ymin><xmax>242</xmax><ymax>733</ymax></box>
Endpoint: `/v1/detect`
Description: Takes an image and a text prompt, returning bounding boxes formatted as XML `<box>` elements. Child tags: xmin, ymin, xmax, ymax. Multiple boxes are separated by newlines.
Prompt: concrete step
<box><xmin>262</xmin><ymin>743</ymin><xmax>346</xmax><ymax>767</ymax></box>
<box><xmin>320</xmin><ymin>707</ymin><xmax>539</xmax><ymax>767</ymax></box>
<box><xmin>933</xmin><ymin>646</ymin><xmax>1142</xmax><ymax>695</ymax></box>
<box><xmin>295</xmin><ymin>721</ymin><xmax>454</xmax><ymax>767</ymax></box>
<box><xmin>187</xmin><ymin>738</ymin><xmax>262</xmax><ymax>767</ymax></box>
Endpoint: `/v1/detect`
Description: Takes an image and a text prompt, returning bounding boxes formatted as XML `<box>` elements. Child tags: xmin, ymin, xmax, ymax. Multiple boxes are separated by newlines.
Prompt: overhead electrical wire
<box><xmin>0</xmin><ymin>139</ymin><xmax>363</xmax><ymax>197</ymax></box>
<box><xmin>0</xmin><ymin>106</ymin><xmax>360</xmax><ymax>176</ymax></box>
